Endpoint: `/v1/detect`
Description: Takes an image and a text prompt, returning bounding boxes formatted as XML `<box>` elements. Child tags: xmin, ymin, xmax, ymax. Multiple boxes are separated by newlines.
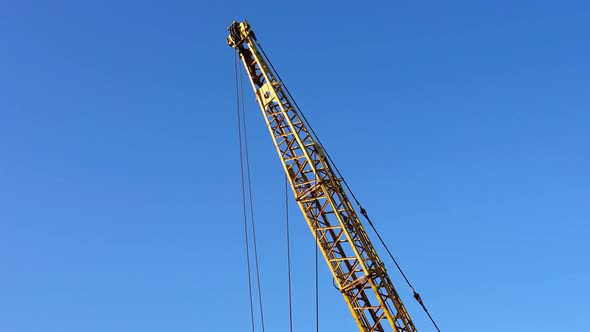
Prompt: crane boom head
<box><xmin>227</xmin><ymin>20</ymin><xmax>255</xmax><ymax>48</ymax></box>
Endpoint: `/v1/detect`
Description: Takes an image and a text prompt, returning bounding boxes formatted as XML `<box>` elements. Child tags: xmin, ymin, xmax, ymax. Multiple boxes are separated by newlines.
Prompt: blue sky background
<box><xmin>1</xmin><ymin>1</ymin><xmax>589</xmax><ymax>331</ymax></box>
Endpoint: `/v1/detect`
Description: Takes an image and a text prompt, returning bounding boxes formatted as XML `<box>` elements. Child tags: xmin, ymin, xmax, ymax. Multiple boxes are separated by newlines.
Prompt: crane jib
<box><xmin>228</xmin><ymin>20</ymin><xmax>420</xmax><ymax>332</ymax></box>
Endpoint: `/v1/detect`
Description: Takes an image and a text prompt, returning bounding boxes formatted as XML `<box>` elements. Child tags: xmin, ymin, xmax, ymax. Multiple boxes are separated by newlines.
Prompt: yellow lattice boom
<box><xmin>228</xmin><ymin>21</ymin><xmax>419</xmax><ymax>332</ymax></box>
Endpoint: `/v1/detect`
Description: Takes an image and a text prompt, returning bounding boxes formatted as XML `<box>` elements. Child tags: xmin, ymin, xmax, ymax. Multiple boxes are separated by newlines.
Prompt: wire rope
<box><xmin>235</xmin><ymin>50</ymin><xmax>256</xmax><ymax>332</ymax></box>
<box><xmin>255</xmin><ymin>40</ymin><xmax>441</xmax><ymax>332</ymax></box>
<box><xmin>314</xmin><ymin>217</ymin><xmax>319</xmax><ymax>332</ymax></box>
<box><xmin>236</xmin><ymin>50</ymin><xmax>267</xmax><ymax>332</ymax></box>
<box><xmin>239</xmin><ymin>57</ymin><xmax>267</xmax><ymax>332</ymax></box>
<box><xmin>360</xmin><ymin>210</ymin><xmax>441</xmax><ymax>332</ymax></box>
<box><xmin>284</xmin><ymin>176</ymin><xmax>294</xmax><ymax>332</ymax></box>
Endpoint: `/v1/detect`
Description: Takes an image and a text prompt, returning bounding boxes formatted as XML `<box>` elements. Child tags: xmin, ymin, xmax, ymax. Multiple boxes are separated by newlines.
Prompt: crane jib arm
<box><xmin>228</xmin><ymin>21</ymin><xmax>418</xmax><ymax>332</ymax></box>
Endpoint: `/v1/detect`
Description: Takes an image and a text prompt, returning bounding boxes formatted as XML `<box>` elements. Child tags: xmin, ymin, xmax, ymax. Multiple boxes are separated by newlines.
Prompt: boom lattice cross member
<box><xmin>228</xmin><ymin>20</ymin><xmax>418</xmax><ymax>332</ymax></box>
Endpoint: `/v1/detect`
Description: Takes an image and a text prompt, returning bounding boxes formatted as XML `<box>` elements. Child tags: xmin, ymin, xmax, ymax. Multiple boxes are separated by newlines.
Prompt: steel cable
<box><xmin>235</xmin><ymin>51</ymin><xmax>256</xmax><ymax>332</ymax></box>
<box><xmin>236</xmin><ymin>50</ymin><xmax>266</xmax><ymax>332</ymax></box>
<box><xmin>285</xmin><ymin>176</ymin><xmax>294</xmax><ymax>332</ymax></box>
<box><xmin>255</xmin><ymin>40</ymin><xmax>442</xmax><ymax>332</ymax></box>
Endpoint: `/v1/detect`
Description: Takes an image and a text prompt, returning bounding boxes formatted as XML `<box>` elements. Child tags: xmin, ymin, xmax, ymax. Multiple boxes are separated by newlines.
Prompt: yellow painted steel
<box><xmin>228</xmin><ymin>21</ymin><xmax>418</xmax><ymax>332</ymax></box>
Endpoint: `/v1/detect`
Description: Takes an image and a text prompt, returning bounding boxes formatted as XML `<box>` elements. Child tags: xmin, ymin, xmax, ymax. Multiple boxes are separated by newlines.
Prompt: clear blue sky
<box><xmin>1</xmin><ymin>1</ymin><xmax>589</xmax><ymax>331</ymax></box>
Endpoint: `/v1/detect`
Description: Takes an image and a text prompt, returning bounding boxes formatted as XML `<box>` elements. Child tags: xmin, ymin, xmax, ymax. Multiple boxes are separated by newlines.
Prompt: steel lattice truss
<box><xmin>228</xmin><ymin>21</ymin><xmax>418</xmax><ymax>332</ymax></box>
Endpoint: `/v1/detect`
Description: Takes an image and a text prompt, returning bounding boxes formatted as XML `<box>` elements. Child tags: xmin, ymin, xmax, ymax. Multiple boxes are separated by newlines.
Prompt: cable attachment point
<box><xmin>332</xmin><ymin>278</ymin><xmax>342</xmax><ymax>292</ymax></box>
<box><xmin>358</xmin><ymin>205</ymin><xmax>374</xmax><ymax>227</ymax></box>
<box><xmin>411</xmin><ymin>287</ymin><xmax>424</xmax><ymax>306</ymax></box>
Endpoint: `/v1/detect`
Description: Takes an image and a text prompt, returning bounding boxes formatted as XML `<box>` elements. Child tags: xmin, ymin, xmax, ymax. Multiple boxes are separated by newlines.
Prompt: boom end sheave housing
<box><xmin>227</xmin><ymin>20</ymin><xmax>254</xmax><ymax>48</ymax></box>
